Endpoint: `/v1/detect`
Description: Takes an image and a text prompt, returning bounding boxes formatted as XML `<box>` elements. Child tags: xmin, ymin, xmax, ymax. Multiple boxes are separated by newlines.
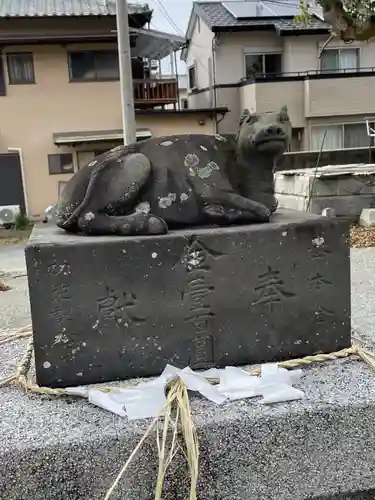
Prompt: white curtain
<box><xmin>311</xmin><ymin>126</ymin><xmax>342</xmax><ymax>151</ymax></box>
<box><xmin>339</xmin><ymin>49</ymin><xmax>358</xmax><ymax>71</ymax></box>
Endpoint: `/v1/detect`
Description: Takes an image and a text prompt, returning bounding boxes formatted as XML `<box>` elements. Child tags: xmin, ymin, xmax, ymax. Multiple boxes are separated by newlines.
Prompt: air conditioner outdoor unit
<box><xmin>0</xmin><ymin>205</ymin><xmax>20</xmax><ymax>227</ymax></box>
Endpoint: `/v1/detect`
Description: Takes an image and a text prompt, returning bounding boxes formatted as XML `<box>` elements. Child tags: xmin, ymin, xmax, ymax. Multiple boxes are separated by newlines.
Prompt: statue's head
<box><xmin>236</xmin><ymin>106</ymin><xmax>291</xmax><ymax>156</ymax></box>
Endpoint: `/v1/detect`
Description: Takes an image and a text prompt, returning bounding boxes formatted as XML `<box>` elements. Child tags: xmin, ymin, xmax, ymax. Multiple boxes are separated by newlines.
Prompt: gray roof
<box><xmin>0</xmin><ymin>0</ymin><xmax>149</xmax><ymax>17</ymax></box>
<box><xmin>193</xmin><ymin>1</ymin><xmax>330</xmax><ymax>33</ymax></box>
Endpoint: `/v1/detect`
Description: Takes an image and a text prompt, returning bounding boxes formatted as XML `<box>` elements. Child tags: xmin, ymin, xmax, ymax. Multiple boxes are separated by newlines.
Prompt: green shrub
<box><xmin>14</xmin><ymin>212</ymin><xmax>30</xmax><ymax>230</ymax></box>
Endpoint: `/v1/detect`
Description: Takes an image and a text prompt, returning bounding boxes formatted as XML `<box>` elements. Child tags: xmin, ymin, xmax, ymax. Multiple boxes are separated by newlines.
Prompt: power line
<box><xmin>149</xmin><ymin>0</ymin><xmax>210</xmax><ymax>74</ymax></box>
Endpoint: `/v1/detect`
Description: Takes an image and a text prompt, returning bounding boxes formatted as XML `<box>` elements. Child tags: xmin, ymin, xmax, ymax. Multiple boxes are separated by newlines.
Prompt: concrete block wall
<box><xmin>274</xmin><ymin>172</ymin><xmax>375</xmax><ymax>217</ymax></box>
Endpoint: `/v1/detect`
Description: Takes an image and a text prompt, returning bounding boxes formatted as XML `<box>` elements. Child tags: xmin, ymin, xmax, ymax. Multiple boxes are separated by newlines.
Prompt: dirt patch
<box><xmin>0</xmin><ymin>228</ymin><xmax>32</xmax><ymax>245</ymax></box>
<box><xmin>349</xmin><ymin>224</ymin><xmax>375</xmax><ymax>248</ymax></box>
<box><xmin>0</xmin><ymin>281</ymin><xmax>10</xmax><ymax>292</ymax></box>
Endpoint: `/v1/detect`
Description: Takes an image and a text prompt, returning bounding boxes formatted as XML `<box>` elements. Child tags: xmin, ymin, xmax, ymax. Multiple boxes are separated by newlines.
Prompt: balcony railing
<box><xmin>133</xmin><ymin>78</ymin><xmax>179</xmax><ymax>109</ymax></box>
<box><xmin>243</xmin><ymin>66</ymin><xmax>375</xmax><ymax>82</ymax></box>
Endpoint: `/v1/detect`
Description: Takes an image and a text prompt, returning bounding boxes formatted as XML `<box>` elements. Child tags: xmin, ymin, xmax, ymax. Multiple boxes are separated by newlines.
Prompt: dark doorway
<box><xmin>0</xmin><ymin>153</ymin><xmax>26</xmax><ymax>214</ymax></box>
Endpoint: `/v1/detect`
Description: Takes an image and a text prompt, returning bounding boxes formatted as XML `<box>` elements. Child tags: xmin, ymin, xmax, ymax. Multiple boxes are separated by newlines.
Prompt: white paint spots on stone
<box><xmin>151</xmin><ymin>252</ymin><xmax>158</xmax><ymax>259</ymax></box>
<box><xmin>160</xmin><ymin>140</ymin><xmax>173</xmax><ymax>147</ymax></box>
<box><xmin>188</xmin><ymin>167</ymin><xmax>196</xmax><ymax>177</ymax></box>
<box><xmin>84</xmin><ymin>212</ymin><xmax>95</xmax><ymax>221</ymax></box>
<box><xmin>53</xmin><ymin>333</ymin><xmax>68</xmax><ymax>345</ymax></box>
<box><xmin>207</xmin><ymin>161</ymin><xmax>219</xmax><ymax>171</ymax></box>
<box><xmin>215</xmin><ymin>134</ymin><xmax>227</xmax><ymax>142</ymax></box>
<box><xmin>43</xmin><ymin>361</ymin><xmax>51</xmax><ymax>369</ymax></box>
<box><xmin>76</xmin><ymin>372</ymin><xmax>83</xmax><ymax>377</ymax></box>
<box><xmin>312</xmin><ymin>236</ymin><xmax>325</xmax><ymax>247</ymax></box>
<box><xmin>158</xmin><ymin>193</ymin><xmax>176</xmax><ymax>208</ymax></box>
<box><xmin>197</xmin><ymin>166</ymin><xmax>212</xmax><ymax>179</ymax></box>
<box><xmin>88</xmin><ymin>160</ymin><xmax>97</xmax><ymax>167</ymax></box>
<box><xmin>93</xmin><ymin>320</ymin><xmax>99</xmax><ymax>329</ymax></box>
<box><xmin>82</xmin><ymin>342</ymin><xmax>87</xmax><ymax>347</ymax></box>
<box><xmin>184</xmin><ymin>153</ymin><xmax>200</xmax><ymax>168</ymax></box>
<box><xmin>282</xmin><ymin>231</ymin><xmax>287</xmax><ymax>237</ymax></box>
<box><xmin>196</xmin><ymin>161</ymin><xmax>219</xmax><ymax>179</ymax></box>
<box><xmin>200</xmin><ymin>145</ymin><xmax>208</xmax><ymax>151</ymax></box>
<box><xmin>180</xmin><ymin>192</ymin><xmax>189</xmax><ymax>202</ymax></box>
<box><xmin>135</xmin><ymin>201</ymin><xmax>151</xmax><ymax>214</ymax></box>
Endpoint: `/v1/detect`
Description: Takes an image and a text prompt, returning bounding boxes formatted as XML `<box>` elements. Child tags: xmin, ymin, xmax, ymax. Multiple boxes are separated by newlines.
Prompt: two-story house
<box><xmin>182</xmin><ymin>0</ymin><xmax>375</xmax><ymax>153</ymax></box>
<box><xmin>0</xmin><ymin>0</ymin><xmax>228</xmax><ymax>220</ymax></box>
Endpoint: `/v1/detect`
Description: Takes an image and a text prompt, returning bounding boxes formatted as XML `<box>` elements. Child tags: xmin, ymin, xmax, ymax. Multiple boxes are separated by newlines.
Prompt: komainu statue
<box><xmin>56</xmin><ymin>106</ymin><xmax>291</xmax><ymax>236</ymax></box>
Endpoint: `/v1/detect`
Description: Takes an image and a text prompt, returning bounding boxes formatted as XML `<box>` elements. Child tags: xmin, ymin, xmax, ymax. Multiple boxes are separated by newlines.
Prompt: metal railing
<box><xmin>243</xmin><ymin>66</ymin><xmax>375</xmax><ymax>81</ymax></box>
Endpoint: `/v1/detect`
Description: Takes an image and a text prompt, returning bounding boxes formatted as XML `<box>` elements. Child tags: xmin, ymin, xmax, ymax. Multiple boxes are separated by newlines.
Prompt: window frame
<box><xmin>310</xmin><ymin>122</ymin><xmax>374</xmax><ymax>151</ymax></box>
<box><xmin>48</xmin><ymin>153</ymin><xmax>75</xmax><ymax>175</ymax></box>
<box><xmin>181</xmin><ymin>98</ymin><xmax>189</xmax><ymax>109</ymax></box>
<box><xmin>244</xmin><ymin>52</ymin><xmax>283</xmax><ymax>79</ymax></box>
<box><xmin>67</xmin><ymin>49</ymin><xmax>120</xmax><ymax>83</ymax></box>
<box><xmin>319</xmin><ymin>47</ymin><xmax>360</xmax><ymax>73</ymax></box>
<box><xmin>188</xmin><ymin>63</ymin><xmax>197</xmax><ymax>90</ymax></box>
<box><xmin>6</xmin><ymin>52</ymin><xmax>35</xmax><ymax>85</ymax></box>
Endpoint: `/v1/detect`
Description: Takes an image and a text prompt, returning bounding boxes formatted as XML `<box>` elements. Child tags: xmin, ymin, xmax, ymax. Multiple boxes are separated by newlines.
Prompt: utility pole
<box><xmin>116</xmin><ymin>0</ymin><xmax>136</xmax><ymax>145</ymax></box>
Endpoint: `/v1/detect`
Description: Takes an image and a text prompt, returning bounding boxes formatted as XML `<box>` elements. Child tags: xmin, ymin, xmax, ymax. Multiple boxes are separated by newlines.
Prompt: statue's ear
<box><xmin>279</xmin><ymin>105</ymin><xmax>289</xmax><ymax>121</ymax></box>
<box><xmin>239</xmin><ymin>108</ymin><xmax>250</xmax><ymax>126</ymax></box>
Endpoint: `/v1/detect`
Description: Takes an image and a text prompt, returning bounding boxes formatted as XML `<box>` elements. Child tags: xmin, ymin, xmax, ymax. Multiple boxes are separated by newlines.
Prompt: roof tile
<box><xmin>193</xmin><ymin>1</ymin><xmax>330</xmax><ymax>33</ymax></box>
<box><xmin>0</xmin><ymin>0</ymin><xmax>147</xmax><ymax>17</ymax></box>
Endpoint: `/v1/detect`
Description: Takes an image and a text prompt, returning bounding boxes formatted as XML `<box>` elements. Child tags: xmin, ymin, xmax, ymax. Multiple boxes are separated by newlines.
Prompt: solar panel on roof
<box><xmin>262</xmin><ymin>0</ymin><xmax>301</xmax><ymax>17</ymax></box>
<box><xmin>222</xmin><ymin>0</ymin><xmax>300</xmax><ymax>19</ymax></box>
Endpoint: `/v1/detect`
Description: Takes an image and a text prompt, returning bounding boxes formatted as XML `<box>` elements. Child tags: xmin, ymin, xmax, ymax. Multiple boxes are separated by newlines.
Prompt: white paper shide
<box><xmin>65</xmin><ymin>363</ymin><xmax>304</xmax><ymax>419</ymax></box>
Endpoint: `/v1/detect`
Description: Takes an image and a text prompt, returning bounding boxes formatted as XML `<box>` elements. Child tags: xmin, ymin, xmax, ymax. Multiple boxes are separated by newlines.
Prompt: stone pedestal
<box><xmin>25</xmin><ymin>209</ymin><xmax>351</xmax><ymax>388</ymax></box>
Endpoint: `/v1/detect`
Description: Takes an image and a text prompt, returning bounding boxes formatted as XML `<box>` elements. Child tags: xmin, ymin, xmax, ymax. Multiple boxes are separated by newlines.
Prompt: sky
<box><xmin>135</xmin><ymin>0</ymin><xmax>197</xmax><ymax>74</ymax></box>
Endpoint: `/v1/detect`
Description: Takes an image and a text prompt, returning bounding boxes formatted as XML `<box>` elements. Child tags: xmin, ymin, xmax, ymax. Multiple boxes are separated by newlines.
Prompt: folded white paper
<box><xmin>66</xmin><ymin>362</ymin><xmax>304</xmax><ymax>419</ymax></box>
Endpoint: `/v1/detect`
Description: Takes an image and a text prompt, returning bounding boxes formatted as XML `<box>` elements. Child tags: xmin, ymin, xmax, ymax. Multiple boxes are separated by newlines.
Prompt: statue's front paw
<box><xmin>146</xmin><ymin>215</ymin><xmax>168</xmax><ymax>235</ymax></box>
<box><xmin>256</xmin><ymin>204</ymin><xmax>271</xmax><ymax>221</ymax></box>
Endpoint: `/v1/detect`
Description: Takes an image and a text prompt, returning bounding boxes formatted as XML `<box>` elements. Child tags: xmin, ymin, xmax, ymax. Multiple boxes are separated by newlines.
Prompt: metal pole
<box><xmin>116</xmin><ymin>0</ymin><xmax>136</xmax><ymax>145</ymax></box>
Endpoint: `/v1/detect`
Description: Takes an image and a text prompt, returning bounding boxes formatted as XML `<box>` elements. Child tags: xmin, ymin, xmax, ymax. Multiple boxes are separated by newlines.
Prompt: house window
<box><xmin>245</xmin><ymin>53</ymin><xmax>282</xmax><ymax>79</ymax></box>
<box><xmin>311</xmin><ymin>122</ymin><xmax>372</xmax><ymax>151</ymax></box>
<box><xmin>7</xmin><ymin>53</ymin><xmax>35</xmax><ymax>84</ymax></box>
<box><xmin>181</xmin><ymin>98</ymin><xmax>188</xmax><ymax>109</ymax></box>
<box><xmin>48</xmin><ymin>153</ymin><xmax>74</xmax><ymax>175</ymax></box>
<box><xmin>320</xmin><ymin>49</ymin><xmax>359</xmax><ymax>73</ymax></box>
<box><xmin>188</xmin><ymin>65</ymin><xmax>196</xmax><ymax>89</ymax></box>
<box><xmin>68</xmin><ymin>50</ymin><xmax>119</xmax><ymax>82</ymax></box>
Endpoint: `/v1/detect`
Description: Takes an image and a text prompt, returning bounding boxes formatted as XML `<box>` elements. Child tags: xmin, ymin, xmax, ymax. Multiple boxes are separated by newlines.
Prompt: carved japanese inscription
<box><xmin>97</xmin><ymin>285</ymin><xmax>145</xmax><ymax>327</ymax></box>
<box><xmin>50</xmin><ymin>282</ymin><xmax>72</xmax><ymax>328</ymax></box>
<box><xmin>309</xmin><ymin>272</ymin><xmax>332</xmax><ymax>290</ymax></box>
<box><xmin>311</xmin><ymin>304</ymin><xmax>335</xmax><ymax>324</ymax></box>
<box><xmin>182</xmin><ymin>237</ymin><xmax>225</xmax><ymax>368</ymax></box>
<box><xmin>252</xmin><ymin>266</ymin><xmax>295</xmax><ymax>313</ymax></box>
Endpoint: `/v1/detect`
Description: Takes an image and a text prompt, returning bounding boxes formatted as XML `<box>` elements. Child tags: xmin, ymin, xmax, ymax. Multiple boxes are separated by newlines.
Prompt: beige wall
<box><xmin>215</xmin><ymin>31</ymin><xmax>283</xmax><ymax>83</ymax></box>
<box><xmin>305</xmin><ymin>75</ymin><xmax>375</xmax><ymax>118</ymax></box>
<box><xmin>185</xmin><ymin>16</ymin><xmax>214</xmax><ymax>90</ymax></box>
<box><xmin>0</xmin><ymin>44</ymin><xmax>216</xmax><ymax>217</ymax></box>
<box><xmin>213</xmin><ymin>31</ymin><xmax>375</xmax><ymax>83</ymax></box>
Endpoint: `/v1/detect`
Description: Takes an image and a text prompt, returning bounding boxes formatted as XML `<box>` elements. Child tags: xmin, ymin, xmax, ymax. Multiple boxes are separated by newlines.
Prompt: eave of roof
<box><xmin>0</xmin><ymin>1</ymin><xmax>149</xmax><ymax>18</ymax></box>
<box><xmin>181</xmin><ymin>1</ymin><xmax>330</xmax><ymax>60</ymax></box>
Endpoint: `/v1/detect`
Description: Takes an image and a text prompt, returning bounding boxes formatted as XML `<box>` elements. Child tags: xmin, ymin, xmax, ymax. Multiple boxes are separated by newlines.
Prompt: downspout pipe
<box><xmin>211</xmin><ymin>35</ymin><xmax>218</xmax><ymax>133</ymax></box>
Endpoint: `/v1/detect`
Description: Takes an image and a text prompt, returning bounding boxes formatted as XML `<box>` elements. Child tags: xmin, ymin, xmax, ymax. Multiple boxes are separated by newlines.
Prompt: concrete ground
<box><xmin>1</xmin><ymin>244</ymin><xmax>375</xmax><ymax>499</ymax></box>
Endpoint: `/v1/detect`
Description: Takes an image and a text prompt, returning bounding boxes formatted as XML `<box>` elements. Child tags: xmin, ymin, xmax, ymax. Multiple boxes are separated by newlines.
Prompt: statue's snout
<box><xmin>266</xmin><ymin>124</ymin><xmax>284</xmax><ymax>136</ymax></box>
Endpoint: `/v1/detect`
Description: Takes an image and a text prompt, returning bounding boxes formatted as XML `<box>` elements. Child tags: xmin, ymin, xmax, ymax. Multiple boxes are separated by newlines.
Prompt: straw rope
<box><xmin>1</xmin><ymin>325</ymin><xmax>375</xmax><ymax>500</ymax></box>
